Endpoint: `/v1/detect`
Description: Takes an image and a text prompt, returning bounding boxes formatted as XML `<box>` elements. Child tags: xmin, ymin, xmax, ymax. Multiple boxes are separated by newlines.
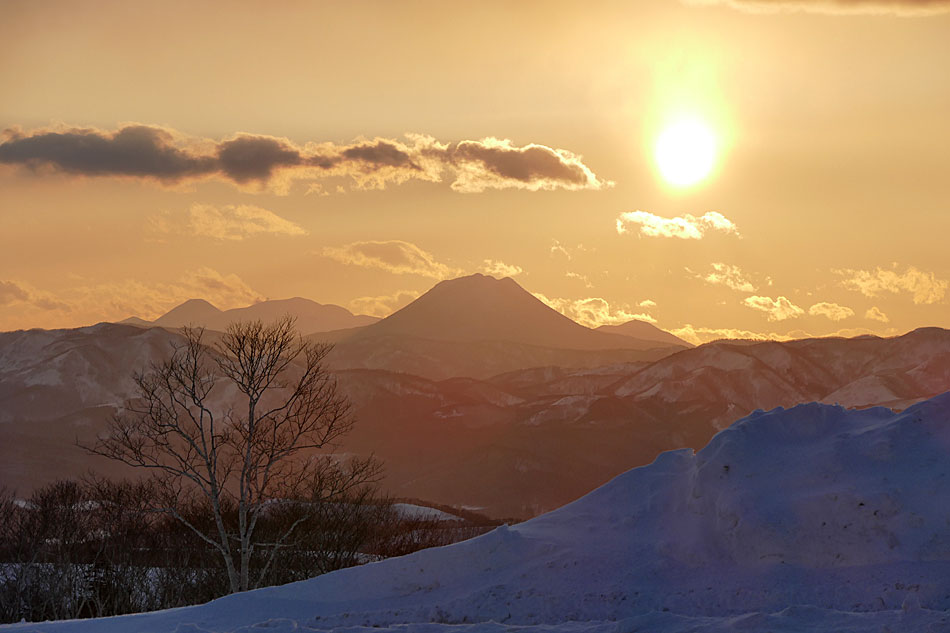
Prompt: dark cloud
<box><xmin>0</xmin><ymin>126</ymin><xmax>215</xmax><ymax>180</ymax></box>
<box><xmin>451</xmin><ymin>141</ymin><xmax>592</xmax><ymax>187</ymax></box>
<box><xmin>0</xmin><ymin>125</ymin><xmax>610</xmax><ymax>194</ymax></box>
<box><xmin>444</xmin><ymin>138</ymin><xmax>611</xmax><ymax>192</ymax></box>
<box><xmin>216</xmin><ymin>135</ymin><xmax>303</xmax><ymax>183</ymax></box>
<box><xmin>688</xmin><ymin>0</ymin><xmax>950</xmax><ymax>15</ymax></box>
<box><xmin>341</xmin><ymin>140</ymin><xmax>419</xmax><ymax>169</ymax></box>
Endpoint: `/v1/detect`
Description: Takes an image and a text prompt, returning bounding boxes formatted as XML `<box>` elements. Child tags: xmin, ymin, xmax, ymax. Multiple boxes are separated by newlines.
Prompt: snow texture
<box><xmin>5</xmin><ymin>393</ymin><xmax>950</xmax><ymax>632</ymax></box>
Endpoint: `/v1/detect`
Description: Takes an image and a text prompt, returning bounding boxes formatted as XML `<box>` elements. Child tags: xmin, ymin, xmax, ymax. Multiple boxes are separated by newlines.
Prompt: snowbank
<box><xmin>5</xmin><ymin>393</ymin><xmax>950</xmax><ymax>632</ymax></box>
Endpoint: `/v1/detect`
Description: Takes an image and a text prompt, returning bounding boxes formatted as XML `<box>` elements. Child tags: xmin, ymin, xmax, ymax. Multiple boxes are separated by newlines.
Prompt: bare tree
<box><xmin>86</xmin><ymin>316</ymin><xmax>380</xmax><ymax>594</ymax></box>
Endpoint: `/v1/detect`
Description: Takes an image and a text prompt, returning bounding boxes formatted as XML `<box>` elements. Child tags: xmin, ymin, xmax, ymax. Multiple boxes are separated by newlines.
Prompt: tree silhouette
<box><xmin>87</xmin><ymin>316</ymin><xmax>379</xmax><ymax>593</ymax></box>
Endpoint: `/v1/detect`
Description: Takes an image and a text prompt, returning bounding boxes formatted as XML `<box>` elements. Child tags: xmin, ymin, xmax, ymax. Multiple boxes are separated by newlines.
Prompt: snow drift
<box><xmin>5</xmin><ymin>393</ymin><xmax>950</xmax><ymax>632</ymax></box>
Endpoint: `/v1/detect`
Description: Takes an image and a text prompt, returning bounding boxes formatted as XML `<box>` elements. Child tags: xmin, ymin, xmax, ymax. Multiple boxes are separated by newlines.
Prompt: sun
<box><xmin>654</xmin><ymin>118</ymin><xmax>717</xmax><ymax>188</ymax></box>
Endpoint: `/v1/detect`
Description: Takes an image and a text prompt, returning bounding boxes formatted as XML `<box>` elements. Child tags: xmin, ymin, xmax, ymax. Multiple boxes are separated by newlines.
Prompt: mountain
<box><xmin>344</xmin><ymin>274</ymin><xmax>663</xmax><ymax>351</ymax></box>
<box><xmin>325</xmin><ymin>336</ymin><xmax>676</xmax><ymax>381</ymax></box>
<box><xmin>117</xmin><ymin>316</ymin><xmax>151</xmax><ymax>327</ymax></box>
<box><xmin>317</xmin><ymin>274</ymin><xmax>688</xmax><ymax>379</ymax></box>
<box><xmin>10</xmin><ymin>393</ymin><xmax>950</xmax><ymax>632</ymax></box>
<box><xmin>611</xmin><ymin>327</ymin><xmax>950</xmax><ymax>423</ymax></box>
<box><xmin>596</xmin><ymin>319</ymin><xmax>691</xmax><ymax>347</ymax></box>
<box><xmin>0</xmin><ymin>324</ymin><xmax>186</xmax><ymax>488</ymax></box>
<box><xmin>143</xmin><ymin>297</ymin><xmax>378</xmax><ymax>335</ymax></box>
<box><xmin>3</xmin><ymin>324</ymin><xmax>950</xmax><ymax>517</ymax></box>
<box><xmin>153</xmin><ymin>298</ymin><xmax>222</xmax><ymax>328</ymax></box>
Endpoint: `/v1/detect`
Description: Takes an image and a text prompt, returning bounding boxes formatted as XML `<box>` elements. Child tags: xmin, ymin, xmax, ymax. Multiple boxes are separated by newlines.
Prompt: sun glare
<box><xmin>654</xmin><ymin>118</ymin><xmax>717</xmax><ymax>188</ymax></box>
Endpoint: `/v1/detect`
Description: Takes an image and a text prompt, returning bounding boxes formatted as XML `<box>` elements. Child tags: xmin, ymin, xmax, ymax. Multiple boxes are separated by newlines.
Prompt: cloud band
<box><xmin>0</xmin><ymin>125</ymin><xmax>611</xmax><ymax>194</ymax></box>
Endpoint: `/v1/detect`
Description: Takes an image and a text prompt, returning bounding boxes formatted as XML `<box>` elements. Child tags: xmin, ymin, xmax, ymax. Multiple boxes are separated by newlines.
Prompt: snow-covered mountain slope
<box><xmin>323</xmin><ymin>333</ymin><xmax>675</xmax><ymax>380</ymax></box>
<box><xmin>611</xmin><ymin>327</ymin><xmax>950</xmax><ymax>426</ymax></box>
<box><xmin>4</xmin><ymin>326</ymin><xmax>950</xmax><ymax>517</ymax></box>
<box><xmin>6</xmin><ymin>393</ymin><xmax>950</xmax><ymax>633</ymax></box>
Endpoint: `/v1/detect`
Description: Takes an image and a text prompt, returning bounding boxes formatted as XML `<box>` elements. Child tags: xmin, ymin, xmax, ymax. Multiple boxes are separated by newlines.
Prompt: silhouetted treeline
<box><xmin>0</xmin><ymin>479</ymin><xmax>496</xmax><ymax>623</ymax></box>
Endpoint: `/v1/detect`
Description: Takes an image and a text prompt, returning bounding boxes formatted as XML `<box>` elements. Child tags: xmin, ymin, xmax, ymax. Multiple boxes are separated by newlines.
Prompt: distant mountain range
<box><xmin>6</xmin><ymin>273</ymin><xmax>948</xmax><ymax>516</ymax></box>
<box><xmin>3</xmin><ymin>315</ymin><xmax>949</xmax><ymax>517</ymax></box>
<box><xmin>122</xmin><ymin>275</ymin><xmax>691</xmax><ymax>380</ymax></box>
<box><xmin>124</xmin><ymin>297</ymin><xmax>379</xmax><ymax>335</ymax></box>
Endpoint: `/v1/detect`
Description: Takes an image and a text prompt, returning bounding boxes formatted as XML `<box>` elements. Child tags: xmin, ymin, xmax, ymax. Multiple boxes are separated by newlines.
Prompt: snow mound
<box><xmin>6</xmin><ymin>393</ymin><xmax>950</xmax><ymax>633</ymax></box>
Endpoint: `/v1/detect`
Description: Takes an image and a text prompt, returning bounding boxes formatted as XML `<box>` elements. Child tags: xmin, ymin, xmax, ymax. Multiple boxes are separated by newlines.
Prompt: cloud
<box><xmin>669</xmin><ymin>324</ymin><xmax>887</xmax><ymax>346</ymax></box>
<box><xmin>349</xmin><ymin>290</ymin><xmax>421</xmax><ymax>318</ymax></box>
<box><xmin>565</xmin><ymin>271</ymin><xmax>593</xmax><ymax>288</ymax></box>
<box><xmin>480</xmin><ymin>259</ymin><xmax>524</xmax><ymax>277</ymax></box>
<box><xmin>446</xmin><ymin>137</ymin><xmax>612</xmax><ymax>192</ymax></box>
<box><xmin>0</xmin><ymin>268</ymin><xmax>265</xmax><ymax>331</ymax></box>
<box><xmin>150</xmin><ymin>204</ymin><xmax>307</xmax><ymax>241</ymax></box>
<box><xmin>0</xmin><ymin>124</ymin><xmax>609</xmax><ymax>195</ymax></box>
<box><xmin>616</xmin><ymin>210</ymin><xmax>739</xmax><ymax>239</ymax></box>
<box><xmin>638</xmin><ymin>299</ymin><xmax>657</xmax><ymax>308</ymax></box>
<box><xmin>0</xmin><ymin>125</ymin><xmax>216</xmax><ymax>181</ymax></box>
<box><xmin>672</xmin><ymin>324</ymin><xmax>890</xmax><ymax>346</ymax></box>
<box><xmin>0</xmin><ymin>280</ymin><xmax>30</xmax><ymax>305</ymax></box>
<box><xmin>550</xmin><ymin>240</ymin><xmax>572</xmax><ymax>260</ymax></box>
<box><xmin>0</xmin><ymin>279</ymin><xmax>69</xmax><ymax>312</ymax></box>
<box><xmin>701</xmin><ymin>263</ymin><xmax>756</xmax><ymax>292</ymax></box>
<box><xmin>685</xmin><ymin>0</ymin><xmax>950</xmax><ymax>15</ymax></box>
<box><xmin>808</xmin><ymin>301</ymin><xmax>855</xmax><ymax>321</ymax></box>
<box><xmin>670</xmin><ymin>325</ymin><xmax>781</xmax><ymax>346</ymax></box>
<box><xmin>322</xmin><ymin>240</ymin><xmax>460</xmax><ymax>280</ymax></box>
<box><xmin>534</xmin><ymin>293</ymin><xmax>655</xmax><ymax>328</ymax></box>
<box><xmin>742</xmin><ymin>295</ymin><xmax>804</xmax><ymax>321</ymax></box>
<box><xmin>865</xmin><ymin>306</ymin><xmax>890</xmax><ymax>323</ymax></box>
<box><xmin>837</xmin><ymin>265</ymin><xmax>948</xmax><ymax>304</ymax></box>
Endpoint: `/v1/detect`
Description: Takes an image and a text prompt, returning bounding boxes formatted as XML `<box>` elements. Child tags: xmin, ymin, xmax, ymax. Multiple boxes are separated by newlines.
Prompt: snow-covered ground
<box><xmin>5</xmin><ymin>393</ymin><xmax>950</xmax><ymax>632</ymax></box>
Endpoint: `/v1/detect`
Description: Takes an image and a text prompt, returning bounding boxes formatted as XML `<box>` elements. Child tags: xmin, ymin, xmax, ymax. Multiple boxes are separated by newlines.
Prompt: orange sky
<box><xmin>2</xmin><ymin>0</ymin><xmax>950</xmax><ymax>343</ymax></box>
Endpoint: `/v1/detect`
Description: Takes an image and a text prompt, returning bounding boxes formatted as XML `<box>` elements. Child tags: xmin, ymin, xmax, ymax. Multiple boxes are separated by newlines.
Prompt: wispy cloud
<box><xmin>0</xmin><ymin>268</ymin><xmax>266</xmax><ymax>330</ymax></box>
<box><xmin>808</xmin><ymin>302</ymin><xmax>854</xmax><ymax>321</ymax></box>
<box><xmin>865</xmin><ymin>306</ymin><xmax>890</xmax><ymax>323</ymax></box>
<box><xmin>149</xmin><ymin>204</ymin><xmax>307</xmax><ymax>241</ymax></box>
<box><xmin>0</xmin><ymin>124</ymin><xmax>610</xmax><ymax>195</ymax></box>
<box><xmin>480</xmin><ymin>259</ymin><xmax>524</xmax><ymax>277</ymax></box>
<box><xmin>565</xmin><ymin>271</ymin><xmax>594</xmax><ymax>288</ymax></box>
<box><xmin>534</xmin><ymin>293</ymin><xmax>655</xmax><ymax>328</ymax></box>
<box><xmin>685</xmin><ymin>0</ymin><xmax>950</xmax><ymax>15</ymax></box>
<box><xmin>836</xmin><ymin>265</ymin><xmax>948</xmax><ymax>304</ymax></box>
<box><xmin>670</xmin><ymin>325</ymin><xmax>780</xmax><ymax>346</ymax></box>
<box><xmin>701</xmin><ymin>263</ymin><xmax>756</xmax><ymax>292</ymax></box>
<box><xmin>322</xmin><ymin>240</ymin><xmax>460</xmax><ymax>280</ymax></box>
<box><xmin>349</xmin><ymin>290</ymin><xmax>421</xmax><ymax>318</ymax></box>
<box><xmin>0</xmin><ymin>280</ymin><xmax>70</xmax><ymax>312</ymax></box>
<box><xmin>742</xmin><ymin>295</ymin><xmax>804</xmax><ymax>321</ymax></box>
<box><xmin>616</xmin><ymin>210</ymin><xmax>739</xmax><ymax>240</ymax></box>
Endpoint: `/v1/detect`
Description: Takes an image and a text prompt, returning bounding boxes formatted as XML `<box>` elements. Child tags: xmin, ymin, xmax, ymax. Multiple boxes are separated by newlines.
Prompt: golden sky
<box><xmin>2</xmin><ymin>0</ymin><xmax>950</xmax><ymax>343</ymax></box>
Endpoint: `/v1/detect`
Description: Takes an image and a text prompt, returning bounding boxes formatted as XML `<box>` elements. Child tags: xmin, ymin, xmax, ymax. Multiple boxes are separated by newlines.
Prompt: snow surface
<box><xmin>5</xmin><ymin>393</ymin><xmax>950</xmax><ymax>632</ymax></box>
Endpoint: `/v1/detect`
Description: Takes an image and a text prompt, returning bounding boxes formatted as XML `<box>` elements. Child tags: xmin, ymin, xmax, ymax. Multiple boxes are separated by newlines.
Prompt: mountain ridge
<box><xmin>128</xmin><ymin>297</ymin><xmax>379</xmax><ymax>335</ymax></box>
